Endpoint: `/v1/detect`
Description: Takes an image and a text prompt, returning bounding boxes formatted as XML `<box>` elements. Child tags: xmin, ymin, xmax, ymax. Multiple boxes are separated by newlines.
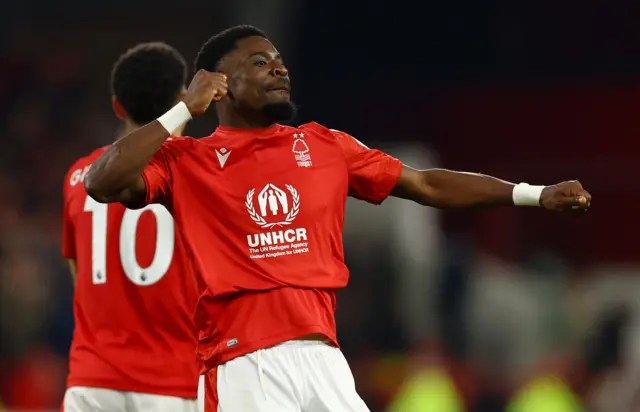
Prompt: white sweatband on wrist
<box><xmin>512</xmin><ymin>183</ymin><xmax>545</xmax><ymax>206</ymax></box>
<box><xmin>157</xmin><ymin>102</ymin><xmax>192</xmax><ymax>135</ymax></box>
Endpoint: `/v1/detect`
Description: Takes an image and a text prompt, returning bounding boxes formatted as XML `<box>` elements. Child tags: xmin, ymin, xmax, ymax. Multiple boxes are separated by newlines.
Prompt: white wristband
<box><xmin>512</xmin><ymin>183</ymin><xmax>545</xmax><ymax>206</ymax></box>
<box><xmin>157</xmin><ymin>102</ymin><xmax>192</xmax><ymax>135</ymax></box>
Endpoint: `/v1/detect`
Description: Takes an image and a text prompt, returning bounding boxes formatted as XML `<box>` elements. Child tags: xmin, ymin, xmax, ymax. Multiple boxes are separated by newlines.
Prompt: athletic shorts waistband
<box><xmin>277</xmin><ymin>339</ymin><xmax>331</xmax><ymax>348</ymax></box>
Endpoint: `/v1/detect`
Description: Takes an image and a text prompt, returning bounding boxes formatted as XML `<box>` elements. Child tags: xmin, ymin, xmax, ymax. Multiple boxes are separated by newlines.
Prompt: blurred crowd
<box><xmin>0</xmin><ymin>44</ymin><xmax>638</xmax><ymax>412</ymax></box>
<box><xmin>3</xmin><ymin>2</ymin><xmax>640</xmax><ymax>411</ymax></box>
<box><xmin>0</xmin><ymin>41</ymin><xmax>116</xmax><ymax>408</ymax></box>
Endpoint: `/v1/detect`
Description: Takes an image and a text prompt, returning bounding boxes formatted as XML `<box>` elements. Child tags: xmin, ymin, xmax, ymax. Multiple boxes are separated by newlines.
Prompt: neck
<box><xmin>217</xmin><ymin>106</ymin><xmax>275</xmax><ymax>129</ymax></box>
<box><xmin>116</xmin><ymin>118</ymin><xmax>143</xmax><ymax>141</ymax></box>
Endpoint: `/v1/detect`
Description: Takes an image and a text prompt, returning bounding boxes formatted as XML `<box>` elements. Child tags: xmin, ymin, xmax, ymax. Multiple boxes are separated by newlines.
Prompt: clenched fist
<box><xmin>540</xmin><ymin>180</ymin><xmax>591</xmax><ymax>213</ymax></box>
<box><xmin>183</xmin><ymin>70</ymin><xmax>228</xmax><ymax>117</ymax></box>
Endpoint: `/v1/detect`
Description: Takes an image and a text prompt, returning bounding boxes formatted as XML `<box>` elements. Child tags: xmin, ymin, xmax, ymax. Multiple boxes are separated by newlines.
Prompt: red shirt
<box><xmin>140</xmin><ymin>122</ymin><xmax>403</xmax><ymax>372</ymax></box>
<box><xmin>62</xmin><ymin>147</ymin><xmax>202</xmax><ymax>398</ymax></box>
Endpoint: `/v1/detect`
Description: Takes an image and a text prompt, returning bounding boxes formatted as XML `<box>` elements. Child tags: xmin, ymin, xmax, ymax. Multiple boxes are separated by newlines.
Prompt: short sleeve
<box><xmin>333</xmin><ymin>129</ymin><xmax>403</xmax><ymax>204</ymax></box>
<box><xmin>61</xmin><ymin>197</ymin><xmax>76</xmax><ymax>259</ymax></box>
<box><xmin>140</xmin><ymin>145</ymin><xmax>174</xmax><ymax>208</ymax></box>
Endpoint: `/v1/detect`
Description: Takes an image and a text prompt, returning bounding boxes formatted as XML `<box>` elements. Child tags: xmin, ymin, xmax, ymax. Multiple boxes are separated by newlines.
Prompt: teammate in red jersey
<box><xmin>83</xmin><ymin>26</ymin><xmax>592</xmax><ymax>411</ymax></box>
<box><xmin>61</xmin><ymin>43</ymin><xmax>201</xmax><ymax>412</ymax></box>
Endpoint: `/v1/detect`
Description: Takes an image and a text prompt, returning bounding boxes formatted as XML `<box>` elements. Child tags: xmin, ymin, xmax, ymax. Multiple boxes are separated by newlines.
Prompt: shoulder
<box><xmin>298</xmin><ymin>122</ymin><xmax>365</xmax><ymax>144</ymax></box>
<box><xmin>67</xmin><ymin>146</ymin><xmax>108</xmax><ymax>172</ymax></box>
<box><xmin>156</xmin><ymin>136</ymin><xmax>200</xmax><ymax>160</ymax></box>
<box><xmin>297</xmin><ymin>122</ymin><xmax>349</xmax><ymax>146</ymax></box>
<box><xmin>297</xmin><ymin>122</ymin><xmax>339</xmax><ymax>138</ymax></box>
<box><xmin>163</xmin><ymin>135</ymin><xmax>197</xmax><ymax>148</ymax></box>
<box><xmin>298</xmin><ymin>123</ymin><xmax>370</xmax><ymax>156</ymax></box>
<box><xmin>63</xmin><ymin>146</ymin><xmax>109</xmax><ymax>195</ymax></box>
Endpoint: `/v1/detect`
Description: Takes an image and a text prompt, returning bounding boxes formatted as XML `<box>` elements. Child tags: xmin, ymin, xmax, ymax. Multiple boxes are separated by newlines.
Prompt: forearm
<box><xmin>85</xmin><ymin>121</ymin><xmax>169</xmax><ymax>199</ymax></box>
<box><xmin>408</xmin><ymin>168</ymin><xmax>542</xmax><ymax>209</ymax></box>
<box><xmin>84</xmin><ymin>102</ymin><xmax>190</xmax><ymax>201</ymax></box>
<box><xmin>393</xmin><ymin>165</ymin><xmax>589</xmax><ymax>212</ymax></box>
<box><xmin>417</xmin><ymin>169</ymin><xmax>515</xmax><ymax>208</ymax></box>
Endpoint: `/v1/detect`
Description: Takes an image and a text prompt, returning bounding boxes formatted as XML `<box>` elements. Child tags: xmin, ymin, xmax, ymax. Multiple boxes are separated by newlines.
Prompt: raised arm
<box><xmin>391</xmin><ymin>165</ymin><xmax>591</xmax><ymax>211</ymax></box>
<box><xmin>84</xmin><ymin>121</ymin><xmax>176</xmax><ymax>205</ymax></box>
<box><xmin>84</xmin><ymin>70</ymin><xmax>228</xmax><ymax>205</ymax></box>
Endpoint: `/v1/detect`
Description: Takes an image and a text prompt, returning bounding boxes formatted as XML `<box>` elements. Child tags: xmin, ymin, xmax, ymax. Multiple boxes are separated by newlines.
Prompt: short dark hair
<box><xmin>110</xmin><ymin>42</ymin><xmax>187</xmax><ymax>124</ymax></box>
<box><xmin>194</xmin><ymin>25</ymin><xmax>267</xmax><ymax>72</ymax></box>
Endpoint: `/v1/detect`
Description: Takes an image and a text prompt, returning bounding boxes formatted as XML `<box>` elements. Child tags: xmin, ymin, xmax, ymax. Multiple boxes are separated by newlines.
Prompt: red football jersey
<box><xmin>140</xmin><ymin>123</ymin><xmax>403</xmax><ymax>372</ymax></box>
<box><xmin>62</xmin><ymin>147</ymin><xmax>202</xmax><ymax>398</ymax></box>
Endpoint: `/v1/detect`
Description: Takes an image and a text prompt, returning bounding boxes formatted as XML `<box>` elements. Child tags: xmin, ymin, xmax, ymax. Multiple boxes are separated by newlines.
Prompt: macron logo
<box><xmin>215</xmin><ymin>148</ymin><xmax>231</xmax><ymax>168</ymax></box>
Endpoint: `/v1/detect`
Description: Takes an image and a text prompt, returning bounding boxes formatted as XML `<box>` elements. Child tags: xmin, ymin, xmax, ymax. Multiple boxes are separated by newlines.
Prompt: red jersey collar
<box><xmin>213</xmin><ymin>124</ymin><xmax>283</xmax><ymax>138</ymax></box>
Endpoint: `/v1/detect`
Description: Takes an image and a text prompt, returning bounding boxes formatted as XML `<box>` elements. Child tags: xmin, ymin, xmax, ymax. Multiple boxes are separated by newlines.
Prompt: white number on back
<box><xmin>83</xmin><ymin>196</ymin><xmax>175</xmax><ymax>286</ymax></box>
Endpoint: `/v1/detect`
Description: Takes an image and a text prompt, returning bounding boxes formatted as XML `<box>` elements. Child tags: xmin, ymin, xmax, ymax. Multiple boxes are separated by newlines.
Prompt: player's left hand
<box><xmin>540</xmin><ymin>180</ymin><xmax>591</xmax><ymax>213</ymax></box>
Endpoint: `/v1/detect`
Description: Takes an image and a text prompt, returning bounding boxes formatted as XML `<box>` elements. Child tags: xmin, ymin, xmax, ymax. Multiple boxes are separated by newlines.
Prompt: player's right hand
<box><xmin>183</xmin><ymin>70</ymin><xmax>228</xmax><ymax>117</ymax></box>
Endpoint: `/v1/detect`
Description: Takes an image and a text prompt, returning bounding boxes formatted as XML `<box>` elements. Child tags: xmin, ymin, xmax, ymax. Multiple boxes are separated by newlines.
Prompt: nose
<box><xmin>272</xmin><ymin>63</ymin><xmax>288</xmax><ymax>78</ymax></box>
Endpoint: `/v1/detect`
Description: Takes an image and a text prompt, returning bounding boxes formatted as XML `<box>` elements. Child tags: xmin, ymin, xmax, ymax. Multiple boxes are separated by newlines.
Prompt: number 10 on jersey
<box><xmin>84</xmin><ymin>196</ymin><xmax>175</xmax><ymax>286</ymax></box>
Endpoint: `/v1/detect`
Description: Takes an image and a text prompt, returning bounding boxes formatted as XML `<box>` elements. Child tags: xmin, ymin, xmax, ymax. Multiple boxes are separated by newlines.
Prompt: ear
<box><xmin>112</xmin><ymin>96</ymin><xmax>127</xmax><ymax>120</ymax></box>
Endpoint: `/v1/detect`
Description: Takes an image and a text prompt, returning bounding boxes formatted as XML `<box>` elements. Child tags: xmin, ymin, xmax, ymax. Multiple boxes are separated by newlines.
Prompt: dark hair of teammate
<box><xmin>195</xmin><ymin>25</ymin><xmax>296</xmax><ymax>126</ymax></box>
<box><xmin>110</xmin><ymin>42</ymin><xmax>188</xmax><ymax>125</ymax></box>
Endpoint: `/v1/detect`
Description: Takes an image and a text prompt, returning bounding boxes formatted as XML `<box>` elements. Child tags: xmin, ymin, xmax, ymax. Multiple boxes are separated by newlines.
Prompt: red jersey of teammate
<box><xmin>62</xmin><ymin>147</ymin><xmax>202</xmax><ymax>398</ymax></box>
<box><xmin>140</xmin><ymin>122</ymin><xmax>403</xmax><ymax>373</ymax></box>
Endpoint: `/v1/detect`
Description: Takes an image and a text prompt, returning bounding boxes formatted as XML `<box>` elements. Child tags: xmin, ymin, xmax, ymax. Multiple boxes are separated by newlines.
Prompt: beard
<box><xmin>260</xmin><ymin>101</ymin><xmax>297</xmax><ymax>123</ymax></box>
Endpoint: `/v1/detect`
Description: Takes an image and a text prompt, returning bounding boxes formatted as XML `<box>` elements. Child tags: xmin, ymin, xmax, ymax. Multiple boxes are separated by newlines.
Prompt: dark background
<box><xmin>1</xmin><ymin>1</ymin><xmax>640</xmax><ymax>410</ymax></box>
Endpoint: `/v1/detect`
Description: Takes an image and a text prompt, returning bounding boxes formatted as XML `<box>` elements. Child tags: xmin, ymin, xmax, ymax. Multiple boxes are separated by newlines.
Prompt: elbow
<box><xmin>83</xmin><ymin>173</ymin><xmax>111</xmax><ymax>203</ymax></box>
<box><xmin>414</xmin><ymin>171</ymin><xmax>441</xmax><ymax>207</ymax></box>
<box><xmin>415</xmin><ymin>171</ymin><xmax>464</xmax><ymax>208</ymax></box>
<box><xmin>416</xmin><ymin>191</ymin><xmax>446</xmax><ymax>208</ymax></box>
<box><xmin>414</xmin><ymin>188</ymin><xmax>458</xmax><ymax>209</ymax></box>
<box><xmin>394</xmin><ymin>170</ymin><xmax>441</xmax><ymax>207</ymax></box>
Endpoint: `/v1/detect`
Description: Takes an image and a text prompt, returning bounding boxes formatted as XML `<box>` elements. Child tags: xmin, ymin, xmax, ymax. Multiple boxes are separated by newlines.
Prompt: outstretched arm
<box><xmin>392</xmin><ymin>165</ymin><xmax>591</xmax><ymax>211</ymax></box>
<box><xmin>84</xmin><ymin>70</ymin><xmax>228</xmax><ymax>205</ymax></box>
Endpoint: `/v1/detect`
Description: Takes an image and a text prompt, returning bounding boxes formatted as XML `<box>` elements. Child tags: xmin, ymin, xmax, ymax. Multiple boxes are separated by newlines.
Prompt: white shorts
<box><xmin>63</xmin><ymin>386</ymin><xmax>196</xmax><ymax>412</ymax></box>
<box><xmin>200</xmin><ymin>340</ymin><xmax>369</xmax><ymax>412</ymax></box>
